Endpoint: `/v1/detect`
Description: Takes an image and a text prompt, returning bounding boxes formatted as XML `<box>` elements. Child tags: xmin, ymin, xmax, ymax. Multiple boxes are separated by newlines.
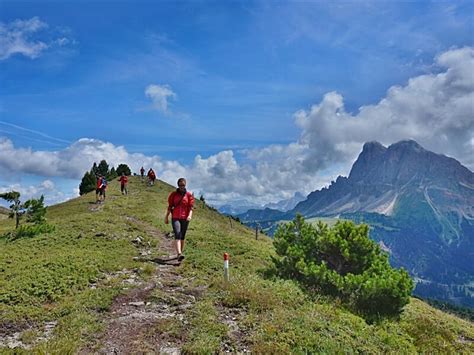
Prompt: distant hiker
<box><xmin>95</xmin><ymin>175</ymin><xmax>103</xmax><ymax>202</ymax></box>
<box><xmin>147</xmin><ymin>168</ymin><xmax>156</xmax><ymax>186</ymax></box>
<box><xmin>95</xmin><ymin>175</ymin><xmax>107</xmax><ymax>203</ymax></box>
<box><xmin>165</xmin><ymin>178</ymin><xmax>195</xmax><ymax>261</ymax></box>
<box><xmin>140</xmin><ymin>166</ymin><xmax>145</xmax><ymax>181</ymax></box>
<box><xmin>100</xmin><ymin>176</ymin><xmax>108</xmax><ymax>202</ymax></box>
<box><xmin>118</xmin><ymin>173</ymin><xmax>128</xmax><ymax>195</ymax></box>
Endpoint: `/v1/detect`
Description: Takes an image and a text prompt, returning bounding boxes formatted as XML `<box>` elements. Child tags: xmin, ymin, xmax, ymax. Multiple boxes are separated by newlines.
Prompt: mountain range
<box><xmin>237</xmin><ymin>140</ymin><xmax>474</xmax><ymax>308</ymax></box>
<box><xmin>218</xmin><ymin>192</ymin><xmax>305</xmax><ymax>215</ymax></box>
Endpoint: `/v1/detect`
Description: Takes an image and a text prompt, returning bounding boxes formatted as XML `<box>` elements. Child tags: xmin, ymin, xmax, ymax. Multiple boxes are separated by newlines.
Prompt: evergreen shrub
<box><xmin>272</xmin><ymin>214</ymin><xmax>413</xmax><ymax>318</ymax></box>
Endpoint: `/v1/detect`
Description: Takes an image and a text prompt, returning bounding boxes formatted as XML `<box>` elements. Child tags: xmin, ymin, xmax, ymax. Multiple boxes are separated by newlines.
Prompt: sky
<box><xmin>0</xmin><ymin>0</ymin><xmax>473</xmax><ymax>208</ymax></box>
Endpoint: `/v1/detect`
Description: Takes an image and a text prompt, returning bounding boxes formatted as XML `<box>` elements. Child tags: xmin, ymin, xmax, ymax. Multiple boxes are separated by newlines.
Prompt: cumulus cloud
<box><xmin>145</xmin><ymin>84</ymin><xmax>177</xmax><ymax>113</ymax></box>
<box><xmin>0</xmin><ymin>47</ymin><xmax>472</xmax><ymax>208</ymax></box>
<box><xmin>0</xmin><ymin>135</ymin><xmax>336</xmax><ymax>207</ymax></box>
<box><xmin>0</xmin><ymin>137</ymin><xmax>169</xmax><ymax>179</ymax></box>
<box><xmin>295</xmin><ymin>46</ymin><xmax>474</xmax><ymax>170</ymax></box>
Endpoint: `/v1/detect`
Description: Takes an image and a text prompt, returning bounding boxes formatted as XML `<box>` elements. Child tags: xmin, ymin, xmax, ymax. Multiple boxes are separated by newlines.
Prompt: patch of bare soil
<box><xmin>0</xmin><ymin>321</ymin><xmax>57</xmax><ymax>350</ymax></box>
<box><xmin>217</xmin><ymin>305</ymin><xmax>251</xmax><ymax>353</ymax></box>
<box><xmin>80</xmin><ymin>217</ymin><xmax>203</xmax><ymax>354</ymax></box>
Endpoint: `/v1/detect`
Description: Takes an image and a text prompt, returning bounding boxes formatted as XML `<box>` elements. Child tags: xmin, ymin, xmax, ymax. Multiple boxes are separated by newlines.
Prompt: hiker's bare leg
<box><xmin>175</xmin><ymin>240</ymin><xmax>182</xmax><ymax>255</ymax></box>
<box><xmin>181</xmin><ymin>240</ymin><xmax>185</xmax><ymax>253</ymax></box>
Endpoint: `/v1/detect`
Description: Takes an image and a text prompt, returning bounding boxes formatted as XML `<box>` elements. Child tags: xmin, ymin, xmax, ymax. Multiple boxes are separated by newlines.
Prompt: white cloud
<box><xmin>0</xmin><ymin>47</ymin><xmax>472</xmax><ymax>208</ymax></box>
<box><xmin>145</xmin><ymin>84</ymin><xmax>177</xmax><ymax>113</ymax></box>
<box><xmin>0</xmin><ymin>17</ymin><xmax>73</xmax><ymax>60</ymax></box>
<box><xmin>294</xmin><ymin>46</ymin><xmax>474</xmax><ymax>171</ymax></box>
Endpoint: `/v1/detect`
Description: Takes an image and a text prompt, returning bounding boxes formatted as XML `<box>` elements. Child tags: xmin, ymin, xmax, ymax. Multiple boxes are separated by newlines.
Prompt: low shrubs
<box><xmin>272</xmin><ymin>214</ymin><xmax>413</xmax><ymax>318</ymax></box>
<box><xmin>5</xmin><ymin>223</ymin><xmax>55</xmax><ymax>241</ymax></box>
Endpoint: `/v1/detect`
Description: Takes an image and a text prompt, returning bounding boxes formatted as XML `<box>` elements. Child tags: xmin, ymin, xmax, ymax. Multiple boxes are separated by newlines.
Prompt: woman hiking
<box><xmin>165</xmin><ymin>178</ymin><xmax>195</xmax><ymax>261</ymax></box>
<box><xmin>118</xmin><ymin>172</ymin><xmax>128</xmax><ymax>195</ymax></box>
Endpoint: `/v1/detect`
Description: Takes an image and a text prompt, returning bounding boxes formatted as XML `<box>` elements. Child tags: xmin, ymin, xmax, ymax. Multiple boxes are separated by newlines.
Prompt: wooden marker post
<box><xmin>224</xmin><ymin>253</ymin><xmax>230</xmax><ymax>282</ymax></box>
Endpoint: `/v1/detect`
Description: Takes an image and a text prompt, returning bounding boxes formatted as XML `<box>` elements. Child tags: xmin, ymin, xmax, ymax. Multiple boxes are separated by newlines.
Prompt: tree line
<box><xmin>79</xmin><ymin>160</ymin><xmax>131</xmax><ymax>195</ymax></box>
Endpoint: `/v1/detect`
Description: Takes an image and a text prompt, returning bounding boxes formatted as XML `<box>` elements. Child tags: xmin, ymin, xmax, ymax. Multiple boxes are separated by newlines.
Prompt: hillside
<box><xmin>1</xmin><ymin>177</ymin><xmax>473</xmax><ymax>353</ymax></box>
<box><xmin>239</xmin><ymin>140</ymin><xmax>474</xmax><ymax>307</ymax></box>
<box><xmin>0</xmin><ymin>207</ymin><xmax>9</xmax><ymax>221</ymax></box>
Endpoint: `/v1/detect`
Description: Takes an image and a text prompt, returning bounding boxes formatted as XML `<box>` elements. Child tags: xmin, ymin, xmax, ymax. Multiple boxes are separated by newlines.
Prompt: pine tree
<box><xmin>79</xmin><ymin>171</ymin><xmax>97</xmax><ymax>195</ymax></box>
<box><xmin>116</xmin><ymin>163</ymin><xmax>131</xmax><ymax>176</ymax></box>
<box><xmin>108</xmin><ymin>167</ymin><xmax>118</xmax><ymax>179</ymax></box>
<box><xmin>97</xmin><ymin>160</ymin><xmax>109</xmax><ymax>177</ymax></box>
<box><xmin>91</xmin><ymin>162</ymin><xmax>99</xmax><ymax>176</ymax></box>
<box><xmin>23</xmin><ymin>195</ymin><xmax>47</xmax><ymax>224</ymax></box>
<box><xmin>0</xmin><ymin>191</ymin><xmax>23</xmax><ymax>229</ymax></box>
<box><xmin>273</xmin><ymin>215</ymin><xmax>413</xmax><ymax>318</ymax></box>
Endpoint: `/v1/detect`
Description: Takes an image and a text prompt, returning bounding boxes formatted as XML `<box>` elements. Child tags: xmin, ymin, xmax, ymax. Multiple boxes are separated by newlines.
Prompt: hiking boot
<box><xmin>178</xmin><ymin>254</ymin><xmax>185</xmax><ymax>261</ymax></box>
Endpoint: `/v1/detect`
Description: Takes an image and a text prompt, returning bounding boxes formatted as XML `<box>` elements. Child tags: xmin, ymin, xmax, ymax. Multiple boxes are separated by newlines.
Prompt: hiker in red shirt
<box><xmin>118</xmin><ymin>172</ymin><xmax>128</xmax><ymax>195</ymax></box>
<box><xmin>165</xmin><ymin>178</ymin><xmax>195</xmax><ymax>260</ymax></box>
<box><xmin>95</xmin><ymin>175</ymin><xmax>102</xmax><ymax>203</ymax></box>
<box><xmin>147</xmin><ymin>168</ymin><xmax>156</xmax><ymax>186</ymax></box>
<box><xmin>95</xmin><ymin>175</ymin><xmax>107</xmax><ymax>203</ymax></box>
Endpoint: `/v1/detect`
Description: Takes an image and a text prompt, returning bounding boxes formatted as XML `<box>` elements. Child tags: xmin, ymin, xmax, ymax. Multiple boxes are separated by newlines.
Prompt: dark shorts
<box><xmin>100</xmin><ymin>187</ymin><xmax>106</xmax><ymax>196</ymax></box>
<box><xmin>96</xmin><ymin>188</ymin><xmax>101</xmax><ymax>194</ymax></box>
<box><xmin>172</xmin><ymin>219</ymin><xmax>189</xmax><ymax>240</ymax></box>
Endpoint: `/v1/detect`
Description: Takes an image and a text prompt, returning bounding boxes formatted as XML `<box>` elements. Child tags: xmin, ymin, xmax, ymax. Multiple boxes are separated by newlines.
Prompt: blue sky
<box><xmin>0</xmin><ymin>0</ymin><xmax>473</xmax><ymax>207</ymax></box>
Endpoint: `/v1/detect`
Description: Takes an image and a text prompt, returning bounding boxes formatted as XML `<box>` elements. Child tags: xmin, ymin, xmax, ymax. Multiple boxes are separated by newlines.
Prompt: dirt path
<box><xmin>2</xmin><ymin>213</ymin><xmax>249</xmax><ymax>353</ymax></box>
<box><xmin>81</xmin><ymin>217</ymin><xmax>203</xmax><ymax>354</ymax></box>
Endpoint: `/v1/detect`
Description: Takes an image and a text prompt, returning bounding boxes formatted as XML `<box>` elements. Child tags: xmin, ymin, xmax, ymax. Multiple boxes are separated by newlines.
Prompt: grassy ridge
<box><xmin>1</xmin><ymin>177</ymin><xmax>473</xmax><ymax>353</ymax></box>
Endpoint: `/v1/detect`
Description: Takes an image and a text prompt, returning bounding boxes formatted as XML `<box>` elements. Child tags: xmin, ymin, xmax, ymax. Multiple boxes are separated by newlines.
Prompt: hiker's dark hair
<box><xmin>177</xmin><ymin>178</ymin><xmax>186</xmax><ymax>186</ymax></box>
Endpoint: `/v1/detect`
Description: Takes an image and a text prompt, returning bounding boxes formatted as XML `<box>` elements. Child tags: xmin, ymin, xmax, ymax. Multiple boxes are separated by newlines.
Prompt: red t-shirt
<box><xmin>168</xmin><ymin>191</ymin><xmax>195</xmax><ymax>220</ymax></box>
<box><xmin>119</xmin><ymin>176</ymin><xmax>128</xmax><ymax>185</ymax></box>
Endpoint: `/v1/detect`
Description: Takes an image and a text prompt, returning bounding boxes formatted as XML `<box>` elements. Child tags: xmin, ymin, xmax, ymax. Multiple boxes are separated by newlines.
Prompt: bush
<box><xmin>272</xmin><ymin>215</ymin><xmax>413</xmax><ymax>318</ymax></box>
<box><xmin>5</xmin><ymin>223</ymin><xmax>55</xmax><ymax>241</ymax></box>
<box><xmin>23</xmin><ymin>195</ymin><xmax>47</xmax><ymax>224</ymax></box>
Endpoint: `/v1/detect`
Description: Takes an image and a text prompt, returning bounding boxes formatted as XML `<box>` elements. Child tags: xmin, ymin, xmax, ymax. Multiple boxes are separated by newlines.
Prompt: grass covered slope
<box><xmin>0</xmin><ymin>176</ymin><xmax>473</xmax><ymax>353</ymax></box>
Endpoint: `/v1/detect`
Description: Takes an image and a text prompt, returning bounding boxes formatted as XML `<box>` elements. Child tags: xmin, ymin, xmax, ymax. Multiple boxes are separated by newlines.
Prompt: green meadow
<box><xmin>1</xmin><ymin>177</ymin><xmax>473</xmax><ymax>353</ymax></box>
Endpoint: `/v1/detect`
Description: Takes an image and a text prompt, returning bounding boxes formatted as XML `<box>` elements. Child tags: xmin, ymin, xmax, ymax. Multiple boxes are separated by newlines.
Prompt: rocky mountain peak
<box><xmin>388</xmin><ymin>139</ymin><xmax>425</xmax><ymax>152</ymax></box>
<box><xmin>349</xmin><ymin>139</ymin><xmax>473</xmax><ymax>188</ymax></box>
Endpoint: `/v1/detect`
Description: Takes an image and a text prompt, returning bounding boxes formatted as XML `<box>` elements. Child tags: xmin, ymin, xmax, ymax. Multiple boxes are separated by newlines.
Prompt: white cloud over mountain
<box><xmin>294</xmin><ymin>46</ymin><xmax>474</xmax><ymax>171</ymax></box>
<box><xmin>0</xmin><ymin>47</ymin><xmax>472</xmax><ymax>207</ymax></box>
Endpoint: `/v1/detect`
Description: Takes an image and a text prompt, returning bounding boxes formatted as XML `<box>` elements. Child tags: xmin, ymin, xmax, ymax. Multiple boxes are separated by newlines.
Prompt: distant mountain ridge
<box><xmin>294</xmin><ymin>140</ymin><xmax>473</xmax><ymax>222</ymax></box>
<box><xmin>237</xmin><ymin>140</ymin><xmax>474</xmax><ymax>307</ymax></box>
<box><xmin>218</xmin><ymin>192</ymin><xmax>306</xmax><ymax>216</ymax></box>
<box><xmin>264</xmin><ymin>192</ymin><xmax>306</xmax><ymax>212</ymax></box>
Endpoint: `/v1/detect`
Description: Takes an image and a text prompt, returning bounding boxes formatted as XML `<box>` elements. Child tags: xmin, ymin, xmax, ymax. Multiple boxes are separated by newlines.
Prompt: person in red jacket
<box><xmin>118</xmin><ymin>172</ymin><xmax>128</xmax><ymax>195</ymax></box>
<box><xmin>95</xmin><ymin>175</ymin><xmax>103</xmax><ymax>203</ymax></box>
<box><xmin>165</xmin><ymin>178</ymin><xmax>195</xmax><ymax>260</ymax></box>
<box><xmin>147</xmin><ymin>168</ymin><xmax>156</xmax><ymax>186</ymax></box>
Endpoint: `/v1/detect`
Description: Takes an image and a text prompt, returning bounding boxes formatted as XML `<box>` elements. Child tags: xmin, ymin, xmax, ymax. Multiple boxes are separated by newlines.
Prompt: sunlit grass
<box><xmin>1</xmin><ymin>176</ymin><xmax>473</xmax><ymax>353</ymax></box>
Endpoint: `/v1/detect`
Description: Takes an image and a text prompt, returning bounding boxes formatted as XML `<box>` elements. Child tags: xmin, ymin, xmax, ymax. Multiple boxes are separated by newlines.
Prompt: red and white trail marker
<box><xmin>224</xmin><ymin>252</ymin><xmax>230</xmax><ymax>282</ymax></box>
